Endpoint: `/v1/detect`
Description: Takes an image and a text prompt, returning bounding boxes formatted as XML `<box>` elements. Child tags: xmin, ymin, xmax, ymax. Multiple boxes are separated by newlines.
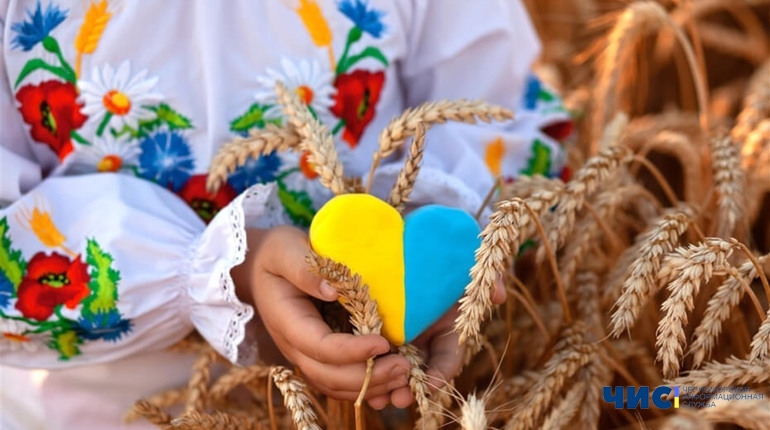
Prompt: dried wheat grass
<box><xmin>184</xmin><ymin>346</ymin><xmax>219</xmax><ymax>414</ymax></box>
<box><xmin>459</xmin><ymin>393</ymin><xmax>488</xmax><ymax>430</ymax></box>
<box><xmin>749</xmin><ymin>307</ymin><xmax>770</xmax><ymax>363</ymax></box>
<box><xmin>701</xmin><ymin>397</ymin><xmax>770</xmax><ymax>429</ymax></box>
<box><xmin>169</xmin><ymin>411</ymin><xmax>264</xmax><ymax>430</ymax></box>
<box><xmin>733</xmin><ymin>59</ymin><xmax>770</xmax><ymax>144</ymax></box>
<box><xmin>672</xmin><ymin>356</ymin><xmax>770</xmax><ymax>388</ymax></box>
<box><xmin>538</xmin><ymin>383</ymin><xmax>584</xmax><ymax>430</ymax></box>
<box><xmin>399</xmin><ymin>344</ymin><xmax>433</xmax><ymax>426</ymax></box>
<box><xmin>660</xmin><ymin>409</ymin><xmax>714</xmax><ymax>430</ymax></box>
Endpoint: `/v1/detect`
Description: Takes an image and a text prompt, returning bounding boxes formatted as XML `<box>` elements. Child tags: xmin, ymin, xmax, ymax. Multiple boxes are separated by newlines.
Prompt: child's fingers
<box><xmin>492</xmin><ymin>273</ymin><xmax>506</xmax><ymax>304</ymax></box>
<box><xmin>294</xmin><ymin>353</ymin><xmax>410</xmax><ymax>399</ymax></box>
<box><xmin>259</xmin><ymin>276</ymin><xmax>390</xmax><ymax>364</ymax></box>
<box><xmin>264</xmin><ymin>226</ymin><xmax>338</xmax><ymax>301</ymax></box>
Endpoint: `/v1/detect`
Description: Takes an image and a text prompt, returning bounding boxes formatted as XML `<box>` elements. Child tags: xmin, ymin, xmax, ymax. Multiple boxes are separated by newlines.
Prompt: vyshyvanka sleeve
<box><xmin>0</xmin><ymin>173</ymin><xmax>294</xmax><ymax>368</ymax></box>
<box><xmin>370</xmin><ymin>0</ymin><xmax>572</xmax><ymax>218</ymax></box>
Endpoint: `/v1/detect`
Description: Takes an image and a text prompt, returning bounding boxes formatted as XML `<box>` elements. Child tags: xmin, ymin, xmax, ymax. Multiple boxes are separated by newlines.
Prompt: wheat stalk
<box><xmin>275</xmin><ymin>81</ymin><xmax>345</xmax><ymax>195</ymax></box>
<box><xmin>399</xmin><ymin>344</ymin><xmax>433</xmax><ymax>426</ymax></box>
<box><xmin>609</xmin><ymin>204</ymin><xmax>695</xmax><ymax>337</ymax></box>
<box><xmin>655</xmin><ymin>238</ymin><xmax>736</xmax><ymax>379</ymax></box>
<box><xmin>207</xmin><ymin>124</ymin><xmax>302</xmax><ymax>192</ymax></box>
<box><xmin>389</xmin><ymin>122</ymin><xmax>427</xmax><ymax>212</ymax></box>
<box><xmin>270</xmin><ymin>366</ymin><xmax>321</xmax><ymax>430</ymax></box>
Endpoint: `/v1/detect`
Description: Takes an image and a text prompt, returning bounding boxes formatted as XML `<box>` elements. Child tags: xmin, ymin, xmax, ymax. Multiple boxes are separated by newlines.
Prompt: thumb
<box><xmin>266</xmin><ymin>226</ymin><xmax>339</xmax><ymax>301</ymax></box>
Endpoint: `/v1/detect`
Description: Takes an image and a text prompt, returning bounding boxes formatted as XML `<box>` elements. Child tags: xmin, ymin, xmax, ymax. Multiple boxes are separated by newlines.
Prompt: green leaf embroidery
<box><xmin>537</xmin><ymin>89</ymin><xmax>555</xmax><ymax>103</ymax></box>
<box><xmin>50</xmin><ymin>329</ymin><xmax>81</xmax><ymax>360</ymax></box>
<box><xmin>81</xmin><ymin>239</ymin><xmax>120</xmax><ymax>318</ymax></box>
<box><xmin>277</xmin><ymin>185</ymin><xmax>316</xmax><ymax>228</ymax></box>
<box><xmin>14</xmin><ymin>59</ymin><xmax>74</xmax><ymax>88</ymax></box>
<box><xmin>152</xmin><ymin>103</ymin><xmax>193</xmax><ymax>130</ymax></box>
<box><xmin>337</xmin><ymin>46</ymin><xmax>389</xmax><ymax>74</ymax></box>
<box><xmin>0</xmin><ymin>217</ymin><xmax>26</xmax><ymax>290</ymax></box>
<box><xmin>521</xmin><ymin>139</ymin><xmax>552</xmax><ymax>176</ymax></box>
<box><xmin>230</xmin><ymin>103</ymin><xmax>273</xmax><ymax>133</ymax></box>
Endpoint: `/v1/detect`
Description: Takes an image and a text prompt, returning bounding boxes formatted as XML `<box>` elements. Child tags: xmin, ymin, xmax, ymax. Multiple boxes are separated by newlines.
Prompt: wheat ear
<box><xmin>270</xmin><ymin>366</ymin><xmax>322</xmax><ymax>430</ymax></box>
<box><xmin>655</xmin><ymin>238</ymin><xmax>736</xmax><ymax>379</ymax></box>
<box><xmin>711</xmin><ymin>135</ymin><xmax>747</xmax><ymax>238</ymax></box>
<box><xmin>399</xmin><ymin>344</ymin><xmax>433</xmax><ymax>425</ymax></box>
<box><xmin>732</xmin><ymin>59</ymin><xmax>770</xmax><ymax>144</ymax></box>
<box><xmin>184</xmin><ymin>345</ymin><xmax>219</xmax><ymax>414</ymax></box>
<box><xmin>459</xmin><ymin>393</ymin><xmax>489</xmax><ymax>430</ymax></box>
<box><xmin>749</xmin><ymin>307</ymin><xmax>770</xmax><ymax>363</ymax></box>
<box><xmin>124</xmin><ymin>388</ymin><xmax>186</xmax><ymax>423</ymax></box>
<box><xmin>389</xmin><ymin>122</ymin><xmax>426</xmax><ymax>212</ymax></box>
<box><xmin>275</xmin><ymin>81</ymin><xmax>345</xmax><ymax>195</ymax></box>
<box><xmin>539</xmin><ymin>383</ymin><xmax>585</xmax><ymax>430</ymax></box>
<box><xmin>505</xmin><ymin>323</ymin><xmax>596</xmax><ymax>430</ymax></box>
<box><xmin>690</xmin><ymin>260</ymin><xmax>761</xmax><ymax>367</ymax></box>
<box><xmin>609</xmin><ymin>204</ymin><xmax>696</xmax><ymax>337</ymax></box>
<box><xmin>209</xmin><ymin>364</ymin><xmax>272</xmax><ymax>403</ymax></box>
<box><xmin>540</xmin><ymin>145</ymin><xmax>632</xmax><ymax>258</ymax></box>
<box><xmin>366</xmin><ymin>100</ymin><xmax>513</xmax><ymax>192</ymax></box>
<box><xmin>207</xmin><ymin>124</ymin><xmax>302</xmax><ymax>192</ymax></box>
<box><xmin>169</xmin><ymin>411</ymin><xmax>264</xmax><ymax>430</ymax></box>
<box><xmin>701</xmin><ymin>397</ymin><xmax>770</xmax><ymax>429</ymax></box>
<box><xmin>672</xmin><ymin>356</ymin><xmax>770</xmax><ymax>387</ymax></box>
<box><xmin>127</xmin><ymin>399</ymin><xmax>173</xmax><ymax>426</ymax></box>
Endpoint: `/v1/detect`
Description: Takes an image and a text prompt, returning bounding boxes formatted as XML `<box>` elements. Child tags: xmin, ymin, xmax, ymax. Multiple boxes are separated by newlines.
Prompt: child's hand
<box><xmin>233</xmin><ymin>226</ymin><xmax>411</xmax><ymax>403</ymax></box>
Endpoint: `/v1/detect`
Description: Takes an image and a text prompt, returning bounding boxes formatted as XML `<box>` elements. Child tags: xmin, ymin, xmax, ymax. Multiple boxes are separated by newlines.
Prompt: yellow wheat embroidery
<box><xmin>484</xmin><ymin>136</ymin><xmax>505</xmax><ymax>177</ymax></box>
<box><xmin>15</xmin><ymin>197</ymin><xmax>77</xmax><ymax>258</ymax></box>
<box><xmin>294</xmin><ymin>0</ymin><xmax>336</xmax><ymax>70</ymax></box>
<box><xmin>74</xmin><ymin>0</ymin><xmax>113</xmax><ymax>78</ymax></box>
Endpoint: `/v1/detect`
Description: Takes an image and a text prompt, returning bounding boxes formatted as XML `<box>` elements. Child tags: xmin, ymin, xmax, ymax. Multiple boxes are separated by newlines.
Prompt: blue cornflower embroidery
<box><xmin>10</xmin><ymin>1</ymin><xmax>68</xmax><ymax>51</ymax></box>
<box><xmin>76</xmin><ymin>309</ymin><xmax>133</xmax><ymax>343</ymax></box>
<box><xmin>524</xmin><ymin>75</ymin><xmax>541</xmax><ymax>110</ymax></box>
<box><xmin>138</xmin><ymin>131</ymin><xmax>195</xmax><ymax>192</ymax></box>
<box><xmin>0</xmin><ymin>272</ymin><xmax>13</xmax><ymax>308</ymax></box>
<box><xmin>227</xmin><ymin>152</ymin><xmax>282</xmax><ymax>193</ymax></box>
<box><xmin>338</xmin><ymin>0</ymin><xmax>385</xmax><ymax>38</ymax></box>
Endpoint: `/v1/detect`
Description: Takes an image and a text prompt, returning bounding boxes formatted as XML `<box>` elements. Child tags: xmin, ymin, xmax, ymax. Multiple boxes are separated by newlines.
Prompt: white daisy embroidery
<box><xmin>255</xmin><ymin>57</ymin><xmax>336</xmax><ymax>120</ymax></box>
<box><xmin>71</xmin><ymin>134</ymin><xmax>141</xmax><ymax>172</ymax></box>
<box><xmin>0</xmin><ymin>319</ymin><xmax>42</xmax><ymax>352</ymax></box>
<box><xmin>78</xmin><ymin>61</ymin><xmax>163</xmax><ymax>134</ymax></box>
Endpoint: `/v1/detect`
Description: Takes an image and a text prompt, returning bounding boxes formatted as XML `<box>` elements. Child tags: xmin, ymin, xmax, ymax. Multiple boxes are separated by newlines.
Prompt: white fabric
<box><xmin>0</xmin><ymin>0</ymin><xmax>566</xmax><ymax>428</ymax></box>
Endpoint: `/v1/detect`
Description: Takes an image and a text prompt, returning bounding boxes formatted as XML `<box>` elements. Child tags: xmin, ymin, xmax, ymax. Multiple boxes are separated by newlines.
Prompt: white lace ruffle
<box><xmin>190</xmin><ymin>183</ymin><xmax>283</xmax><ymax>364</ymax></box>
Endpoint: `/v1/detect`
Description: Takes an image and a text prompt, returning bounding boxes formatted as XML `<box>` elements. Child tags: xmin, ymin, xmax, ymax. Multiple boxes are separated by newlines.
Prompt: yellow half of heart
<box><xmin>308</xmin><ymin>194</ymin><xmax>407</xmax><ymax>344</ymax></box>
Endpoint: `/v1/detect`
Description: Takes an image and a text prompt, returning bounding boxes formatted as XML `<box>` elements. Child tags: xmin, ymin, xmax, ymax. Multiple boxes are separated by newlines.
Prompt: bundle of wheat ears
<box><xmin>126</xmin><ymin>1</ymin><xmax>770</xmax><ymax>429</ymax></box>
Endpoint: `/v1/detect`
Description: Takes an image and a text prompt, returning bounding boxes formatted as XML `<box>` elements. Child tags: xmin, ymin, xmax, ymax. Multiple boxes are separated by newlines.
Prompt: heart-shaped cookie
<box><xmin>309</xmin><ymin>194</ymin><xmax>480</xmax><ymax>344</ymax></box>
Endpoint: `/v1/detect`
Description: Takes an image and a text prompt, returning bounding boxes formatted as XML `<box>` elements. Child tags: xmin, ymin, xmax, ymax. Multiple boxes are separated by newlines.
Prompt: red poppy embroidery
<box><xmin>15</xmin><ymin>252</ymin><xmax>91</xmax><ymax>321</ymax></box>
<box><xmin>178</xmin><ymin>175</ymin><xmax>237</xmax><ymax>223</ymax></box>
<box><xmin>16</xmin><ymin>80</ymin><xmax>88</xmax><ymax>161</ymax></box>
<box><xmin>330</xmin><ymin>70</ymin><xmax>385</xmax><ymax>148</ymax></box>
<box><xmin>541</xmin><ymin>120</ymin><xmax>574</xmax><ymax>143</ymax></box>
